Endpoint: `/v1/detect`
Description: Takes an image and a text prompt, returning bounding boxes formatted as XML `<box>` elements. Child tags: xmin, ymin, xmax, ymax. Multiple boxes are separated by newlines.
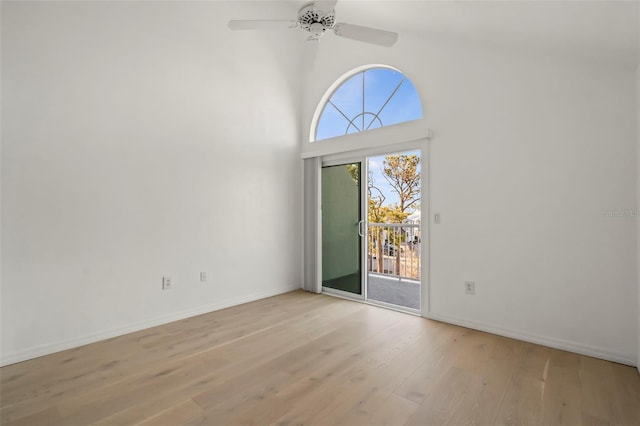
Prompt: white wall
<box><xmin>1</xmin><ymin>1</ymin><xmax>304</xmax><ymax>365</ymax></box>
<box><xmin>637</xmin><ymin>64</ymin><xmax>640</xmax><ymax>372</ymax></box>
<box><xmin>303</xmin><ymin>23</ymin><xmax>638</xmax><ymax>364</ymax></box>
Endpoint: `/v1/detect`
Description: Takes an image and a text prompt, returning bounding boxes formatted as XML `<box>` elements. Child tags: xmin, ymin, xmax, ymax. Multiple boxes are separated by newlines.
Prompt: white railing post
<box><xmin>366</xmin><ymin>221</ymin><xmax>420</xmax><ymax>280</ymax></box>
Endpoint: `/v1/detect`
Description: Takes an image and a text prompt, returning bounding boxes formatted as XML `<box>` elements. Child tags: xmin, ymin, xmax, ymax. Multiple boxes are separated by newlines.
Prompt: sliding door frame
<box><xmin>302</xmin><ymin>119</ymin><xmax>432</xmax><ymax>314</ymax></box>
<box><xmin>318</xmin><ymin>139</ymin><xmax>430</xmax><ymax>315</ymax></box>
<box><xmin>321</xmin><ymin>155</ymin><xmax>367</xmax><ymax>301</ymax></box>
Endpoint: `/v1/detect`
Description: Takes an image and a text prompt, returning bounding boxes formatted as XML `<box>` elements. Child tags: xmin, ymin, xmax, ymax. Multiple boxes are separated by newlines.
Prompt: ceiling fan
<box><xmin>228</xmin><ymin>0</ymin><xmax>399</xmax><ymax>48</ymax></box>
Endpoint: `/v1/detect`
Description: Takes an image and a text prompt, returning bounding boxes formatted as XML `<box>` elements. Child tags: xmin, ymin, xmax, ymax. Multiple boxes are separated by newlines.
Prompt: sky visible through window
<box><xmin>315</xmin><ymin>67</ymin><xmax>422</xmax><ymax>141</ymax></box>
<box><xmin>368</xmin><ymin>150</ymin><xmax>421</xmax><ymax>214</ymax></box>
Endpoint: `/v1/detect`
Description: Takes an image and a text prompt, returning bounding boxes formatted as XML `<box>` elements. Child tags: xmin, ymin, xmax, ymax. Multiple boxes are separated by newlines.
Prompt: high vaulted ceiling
<box><xmin>291</xmin><ymin>0</ymin><xmax>639</xmax><ymax>66</ymax></box>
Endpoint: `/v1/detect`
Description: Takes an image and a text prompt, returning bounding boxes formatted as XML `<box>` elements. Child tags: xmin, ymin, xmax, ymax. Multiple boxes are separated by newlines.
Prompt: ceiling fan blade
<box><xmin>228</xmin><ymin>20</ymin><xmax>297</xmax><ymax>31</ymax></box>
<box><xmin>333</xmin><ymin>23</ymin><xmax>398</xmax><ymax>47</ymax></box>
<box><xmin>314</xmin><ymin>0</ymin><xmax>338</xmax><ymax>14</ymax></box>
<box><xmin>302</xmin><ymin>38</ymin><xmax>320</xmax><ymax>74</ymax></box>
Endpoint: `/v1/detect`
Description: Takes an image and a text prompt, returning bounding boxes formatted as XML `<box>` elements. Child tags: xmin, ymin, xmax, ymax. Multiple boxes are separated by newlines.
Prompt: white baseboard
<box><xmin>0</xmin><ymin>285</ymin><xmax>299</xmax><ymax>367</ymax></box>
<box><xmin>426</xmin><ymin>312</ymin><xmax>637</xmax><ymax>367</ymax></box>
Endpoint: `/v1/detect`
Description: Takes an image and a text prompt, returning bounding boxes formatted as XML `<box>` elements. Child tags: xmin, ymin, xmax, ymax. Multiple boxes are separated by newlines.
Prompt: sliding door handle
<box><xmin>358</xmin><ymin>220</ymin><xmax>365</xmax><ymax>237</ymax></box>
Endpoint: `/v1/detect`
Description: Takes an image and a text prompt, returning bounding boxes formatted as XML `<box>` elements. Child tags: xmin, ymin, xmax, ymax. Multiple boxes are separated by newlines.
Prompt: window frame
<box><xmin>310</xmin><ymin>64</ymin><xmax>423</xmax><ymax>143</ymax></box>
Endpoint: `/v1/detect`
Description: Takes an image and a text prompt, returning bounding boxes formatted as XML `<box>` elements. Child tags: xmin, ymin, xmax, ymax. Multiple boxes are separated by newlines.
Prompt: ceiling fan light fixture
<box><xmin>228</xmin><ymin>0</ymin><xmax>398</xmax><ymax>48</ymax></box>
<box><xmin>298</xmin><ymin>2</ymin><xmax>336</xmax><ymax>36</ymax></box>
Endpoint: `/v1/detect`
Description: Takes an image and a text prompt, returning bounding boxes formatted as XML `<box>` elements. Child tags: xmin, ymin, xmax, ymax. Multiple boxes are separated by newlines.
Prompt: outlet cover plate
<box><xmin>162</xmin><ymin>276</ymin><xmax>172</xmax><ymax>290</ymax></box>
<box><xmin>465</xmin><ymin>281</ymin><xmax>475</xmax><ymax>295</ymax></box>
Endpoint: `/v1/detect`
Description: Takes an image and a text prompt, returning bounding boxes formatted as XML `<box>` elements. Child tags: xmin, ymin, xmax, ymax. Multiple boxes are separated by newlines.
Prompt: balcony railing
<box><xmin>367</xmin><ymin>221</ymin><xmax>421</xmax><ymax>280</ymax></box>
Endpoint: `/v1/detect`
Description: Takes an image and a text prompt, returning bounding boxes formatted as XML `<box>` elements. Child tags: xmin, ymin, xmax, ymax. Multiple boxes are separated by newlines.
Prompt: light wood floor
<box><xmin>1</xmin><ymin>290</ymin><xmax>639</xmax><ymax>426</ymax></box>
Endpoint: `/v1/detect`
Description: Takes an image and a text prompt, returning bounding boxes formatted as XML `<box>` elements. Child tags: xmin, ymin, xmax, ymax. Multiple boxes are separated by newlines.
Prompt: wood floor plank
<box><xmin>403</xmin><ymin>365</ymin><xmax>487</xmax><ymax>425</ymax></box>
<box><xmin>0</xmin><ymin>292</ymin><xmax>342</xmax><ymax>423</ymax></box>
<box><xmin>539</xmin><ymin>349</ymin><xmax>583</xmax><ymax>426</ymax></box>
<box><xmin>136</xmin><ymin>399</ymin><xmax>204</xmax><ymax>426</ymax></box>
<box><xmin>1</xmin><ymin>290</ymin><xmax>638</xmax><ymax>426</ymax></box>
<box><xmin>493</xmin><ymin>343</ymin><xmax>552</xmax><ymax>425</ymax></box>
<box><xmin>223</xmin><ymin>394</ymin><xmax>293</xmax><ymax>426</ymax></box>
<box><xmin>1</xmin><ymin>406</ymin><xmax>62</xmax><ymax>426</ymax></box>
<box><xmin>608</xmin><ymin>361</ymin><xmax>640</xmax><ymax>425</ymax></box>
<box><xmin>392</xmin><ymin>324</ymin><xmax>472</xmax><ymax>405</ymax></box>
<box><xmin>446</xmin><ymin>332</ymin><xmax>523</xmax><ymax>426</ymax></box>
<box><xmin>364</xmin><ymin>393</ymin><xmax>419</xmax><ymax>426</ymax></box>
<box><xmin>579</xmin><ymin>355</ymin><xmax>638</xmax><ymax>426</ymax></box>
<box><xmin>56</xmin><ymin>297</ymin><xmax>363</xmax><ymax>425</ymax></box>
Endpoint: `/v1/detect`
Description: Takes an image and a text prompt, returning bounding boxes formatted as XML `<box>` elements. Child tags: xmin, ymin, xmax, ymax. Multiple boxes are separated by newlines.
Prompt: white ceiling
<box><xmin>294</xmin><ymin>0</ymin><xmax>639</xmax><ymax>66</ymax></box>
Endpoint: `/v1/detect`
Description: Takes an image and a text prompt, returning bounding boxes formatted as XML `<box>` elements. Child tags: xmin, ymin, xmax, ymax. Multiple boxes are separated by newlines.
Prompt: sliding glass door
<box><xmin>321</xmin><ymin>162</ymin><xmax>363</xmax><ymax>296</ymax></box>
<box><xmin>320</xmin><ymin>149</ymin><xmax>423</xmax><ymax>313</ymax></box>
<box><xmin>365</xmin><ymin>150</ymin><xmax>422</xmax><ymax>312</ymax></box>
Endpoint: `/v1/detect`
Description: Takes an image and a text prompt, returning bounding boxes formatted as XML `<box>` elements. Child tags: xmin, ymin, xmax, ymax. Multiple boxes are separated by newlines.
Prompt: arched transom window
<box><xmin>313</xmin><ymin>66</ymin><xmax>422</xmax><ymax>142</ymax></box>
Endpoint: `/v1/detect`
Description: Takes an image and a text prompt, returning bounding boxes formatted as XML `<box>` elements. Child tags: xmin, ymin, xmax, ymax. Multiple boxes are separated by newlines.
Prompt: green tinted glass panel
<box><xmin>322</xmin><ymin>163</ymin><xmax>362</xmax><ymax>295</ymax></box>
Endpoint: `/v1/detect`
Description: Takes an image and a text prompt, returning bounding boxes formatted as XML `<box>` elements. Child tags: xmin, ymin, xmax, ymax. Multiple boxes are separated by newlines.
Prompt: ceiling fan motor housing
<box><xmin>298</xmin><ymin>2</ymin><xmax>336</xmax><ymax>37</ymax></box>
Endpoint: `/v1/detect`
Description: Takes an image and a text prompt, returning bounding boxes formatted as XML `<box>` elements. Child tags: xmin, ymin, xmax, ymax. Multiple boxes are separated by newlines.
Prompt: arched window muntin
<box><xmin>311</xmin><ymin>65</ymin><xmax>423</xmax><ymax>142</ymax></box>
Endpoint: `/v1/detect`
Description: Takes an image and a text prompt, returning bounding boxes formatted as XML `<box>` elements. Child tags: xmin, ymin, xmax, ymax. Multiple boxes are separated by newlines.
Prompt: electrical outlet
<box><xmin>465</xmin><ymin>281</ymin><xmax>475</xmax><ymax>295</ymax></box>
<box><xmin>162</xmin><ymin>276</ymin><xmax>172</xmax><ymax>290</ymax></box>
<box><xmin>200</xmin><ymin>272</ymin><xmax>207</xmax><ymax>283</ymax></box>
